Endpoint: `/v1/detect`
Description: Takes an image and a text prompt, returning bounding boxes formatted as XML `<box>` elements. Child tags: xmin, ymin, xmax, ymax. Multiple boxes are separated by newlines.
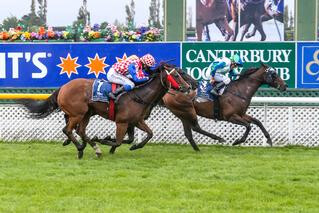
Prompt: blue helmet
<box><xmin>230</xmin><ymin>54</ymin><xmax>243</xmax><ymax>67</ymax></box>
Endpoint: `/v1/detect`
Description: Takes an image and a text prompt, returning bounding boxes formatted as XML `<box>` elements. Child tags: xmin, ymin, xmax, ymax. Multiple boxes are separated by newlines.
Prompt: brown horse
<box><xmin>196</xmin><ymin>0</ymin><xmax>234</xmax><ymax>41</ymax></box>
<box><xmin>19</xmin><ymin>63</ymin><xmax>191</xmax><ymax>158</ymax></box>
<box><xmin>99</xmin><ymin>63</ymin><xmax>287</xmax><ymax>150</ymax></box>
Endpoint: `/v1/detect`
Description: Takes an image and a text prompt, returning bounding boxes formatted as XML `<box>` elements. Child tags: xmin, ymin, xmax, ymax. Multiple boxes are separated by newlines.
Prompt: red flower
<box><xmin>16</xmin><ymin>26</ymin><xmax>22</xmax><ymax>31</ymax></box>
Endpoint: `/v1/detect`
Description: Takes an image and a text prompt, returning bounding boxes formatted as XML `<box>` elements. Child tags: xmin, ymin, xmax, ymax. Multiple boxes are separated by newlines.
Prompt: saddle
<box><xmin>196</xmin><ymin>81</ymin><xmax>227</xmax><ymax>120</ymax></box>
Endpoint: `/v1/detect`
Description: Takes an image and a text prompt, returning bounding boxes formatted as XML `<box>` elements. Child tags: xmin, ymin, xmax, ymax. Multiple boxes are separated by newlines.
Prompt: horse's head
<box><xmin>154</xmin><ymin>62</ymin><xmax>191</xmax><ymax>93</ymax></box>
<box><xmin>261</xmin><ymin>63</ymin><xmax>287</xmax><ymax>91</ymax></box>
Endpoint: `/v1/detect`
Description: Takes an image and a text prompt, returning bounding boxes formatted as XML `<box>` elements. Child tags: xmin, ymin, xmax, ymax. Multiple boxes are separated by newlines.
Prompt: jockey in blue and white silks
<box><xmin>209</xmin><ymin>54</ymin><xmax>243</xmax><ymax>96</ymax></box>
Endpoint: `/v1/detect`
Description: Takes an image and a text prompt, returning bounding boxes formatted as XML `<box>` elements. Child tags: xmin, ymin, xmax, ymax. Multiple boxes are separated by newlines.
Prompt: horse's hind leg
<box><xmin>243</xmin><ymin>114</ymin><xmax>272</xmax><ymax>146</ymax></box>
<box><xmin>109</xmin><ymin>122</ymin><xmax>128</xmax><ymax>154</ymax></box>
<box><xmin>254</xmin><ymin>19</ymin><xmax>266</xmax><ymax>41</ymax></box>
<box><xmin>63</xmin><ymin>115</ymin><xmax>85</xmax><ymax>159</ymax></box>
<box><xmin>245</xmin><ymin>26</ymin><xmax>257</xmax><ymax>38</ymax></box>
<box><xmin>192</xmin><ymin>122</ymin><xmax>225</xmax><ymax>143</ymax></box>
<box><xmin>130</xmin><ymin>120</ymin><xmax>153</xmax><ymax>151</ymax></box>
<box><xmin>76</xmin><ymin>113</ymin><xmax>102</xmax><ymax>157</ymax></box>
<box><xmin>62</xmin><ymin>114</ymin><xmax>72</xmax><ymax>146</ymax></box>
<box><xmin>240</xmin><ymin>23</ymin><xmax>251</xmax><ymax>41</ymax></box>
<box><xmin>228</xmin><ymin>115</ymin><xmax>251</xmax><ymax>146</ymax></box>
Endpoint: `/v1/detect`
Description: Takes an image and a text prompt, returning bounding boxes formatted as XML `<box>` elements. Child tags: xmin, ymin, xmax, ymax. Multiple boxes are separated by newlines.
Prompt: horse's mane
<box><xmin>238</xmin><ymin>67</ymin><xmax>260</xmax><ymax>79</ymax></box>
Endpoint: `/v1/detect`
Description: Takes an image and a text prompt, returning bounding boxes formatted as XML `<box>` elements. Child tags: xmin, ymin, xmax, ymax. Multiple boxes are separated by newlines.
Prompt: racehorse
<box><xmin>226</xmin><ymin>0</ymin><xmax>283</xmax><ymax>41</ymax></box>
<box><xmin>64</xmin><ymin>65</ymin><xmax>224</xmax><ymax>152</ymax></box>
<box><xmin>19</xmin><ymin>63</ymin><xmax>191</xmax><ymax>159</ymax></box>
<box><xmin>196</xmin><ymin>0</ymin><xmax>234</xmax><ymax>41</ymax></box>
<box><xmin>98</xmin><ymin>63</ymin><xmax>287</xmax><ymax>150</ymax></box>
<box><xmin>244</xmin><ymin>0</ymin><xmax>284</xmax><ymax>40</ymax></box>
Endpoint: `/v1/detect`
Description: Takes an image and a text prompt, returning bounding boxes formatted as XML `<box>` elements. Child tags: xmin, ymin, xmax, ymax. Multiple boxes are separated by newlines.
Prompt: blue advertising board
<box><xmin>297</xmin><ymin>42</ymin><xmax>319</xmax><ymax>88</ymax></box>
<box><xmin>0</xmin><ymin>43</ymin><xmax>180</xmax><ymax>88</ymax></box>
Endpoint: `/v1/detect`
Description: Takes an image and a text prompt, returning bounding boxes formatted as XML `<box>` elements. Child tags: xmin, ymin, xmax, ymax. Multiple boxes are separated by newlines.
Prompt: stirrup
<box><xmin>210</xmin><ymin>89</ymin><xmax>219</xmax><ymax>96</ymax></box>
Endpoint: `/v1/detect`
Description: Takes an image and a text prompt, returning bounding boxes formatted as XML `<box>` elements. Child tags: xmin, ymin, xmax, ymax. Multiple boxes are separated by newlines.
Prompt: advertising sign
<box><xmin>0</xmin><ymin>43</ymin><xmax>180</xmax><ymax>88</ymax></box>
<box><xmin>182</xmin><ymin>42</ymin><xmax>295</xmax><ymax>87</ymax></box>
<box><xmin>297</xmin><ymin>42</ymin><xmax>319</xmax><ymax>88</ymax></box>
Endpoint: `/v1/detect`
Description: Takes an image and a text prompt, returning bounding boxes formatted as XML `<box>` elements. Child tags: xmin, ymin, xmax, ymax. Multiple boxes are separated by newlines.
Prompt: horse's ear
<box><xmin>261</xmin><ymin>63</ymin><xmax>267</xmax><ymax>68</ymax></box>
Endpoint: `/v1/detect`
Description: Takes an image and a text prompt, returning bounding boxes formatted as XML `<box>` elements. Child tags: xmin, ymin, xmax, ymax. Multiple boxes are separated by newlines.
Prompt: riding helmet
<box><xmin>230</xmin><ymin>54</ymin><xmax>243</xmax><ymax>67</ymax></box>
<box><xmin>141</xmin><ymin>54</ymin><xmax>156</xmax><ymax>68</ymax></box>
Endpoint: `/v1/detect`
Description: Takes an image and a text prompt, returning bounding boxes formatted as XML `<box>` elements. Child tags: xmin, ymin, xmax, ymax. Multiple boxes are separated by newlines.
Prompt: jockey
<box><xmin>107</xmin><ymin>54</ymin><xmax>156</xmax><ymax>99</ymax></box>
<box><xmin>209</xmin><ymin>54</ymin><xmax>243</xmax><ymax>96</ymax></box>
<box><xmin>265</xmin><ymin>0</ymin><xmax>283</xmax><ymax>17</ymax></box>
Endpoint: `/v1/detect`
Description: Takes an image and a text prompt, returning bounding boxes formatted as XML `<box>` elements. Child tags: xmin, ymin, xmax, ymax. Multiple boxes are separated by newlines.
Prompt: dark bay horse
<box><xmin>244</xmin><ymin>0</ymin><xmax>284</xmax><ymax>40</ymax></box>
<box><xmin>226</xmin><ymin>0</ymin><xmax>283</xmax><ymax>41</ymax></box>
<box><xmin>19</xmin><ymin>64</ymin><xmax>190</xmax><ymax>158</ymax></box>
<box><xmin>101</xmin><ymin>63</ymin><xmax>287</xmax><ymax>150</ymax></box>
<box><xmin>196</xmin><ymin>0</ymin><xmax>234</xmax><ymax>41</ymax></box>
<box><xmin>193</xmin><ymin>64</ymin><xmax>287</xmax><ymax>145</ymax></box>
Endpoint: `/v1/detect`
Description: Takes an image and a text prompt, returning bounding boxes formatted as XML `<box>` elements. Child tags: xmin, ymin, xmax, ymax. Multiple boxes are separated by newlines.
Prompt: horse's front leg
<box><xmin>130</xmin><ymin>120</ymin><xmax>153</xmax><ymax>151</ymax></box>
<box><xmin>243</xmin><ymin>114</ymin><xmax>272</xmax><ymax>146</ymax></box>
<box><xmin>109</xmin><ymin>122</ymin><xmax>128</xmax><ymax>154</ymax></box>
<box><xmin>228</xmin><ymin>114</ymin><xmax>251</xmax><ymax>146</ymax></box>
<box><xmin>93</xmin><ymin>124</ymin><xmax>135</xmax><ymax>145</ymax></box>
<box><xmin>196</xmin><ymin>24</ymin><xmax>204</xmax><ymax>41</ymax></box>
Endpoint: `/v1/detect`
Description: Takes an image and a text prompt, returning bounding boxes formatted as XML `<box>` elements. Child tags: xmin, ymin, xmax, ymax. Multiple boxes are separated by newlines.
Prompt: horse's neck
<box><xmin>134</xmin><ymin>75</ymin><xmax>166</xmax><ymax>105</ymax></box>
<box><xmin>228</xmin><ymin>72</ymin><xmax>263</xmax><ymax>99</ymax></box>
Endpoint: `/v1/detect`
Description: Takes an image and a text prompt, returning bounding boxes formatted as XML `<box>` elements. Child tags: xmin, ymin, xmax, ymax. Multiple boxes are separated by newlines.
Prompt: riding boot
<box><xmin>210</xmin><ymin>82</ymin><xmax>225</xmax><ymax>96</ymax></box>
<box><xmin>108</xmin><ymin>86</ymin><xmax>125</xmax><ymax>100</ymax></box>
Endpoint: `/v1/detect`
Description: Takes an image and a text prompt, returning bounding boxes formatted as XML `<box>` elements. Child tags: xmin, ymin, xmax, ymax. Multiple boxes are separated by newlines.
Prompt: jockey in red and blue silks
<box><xmin>107</xmin><ymin>54</ymin><xmax>156</xmax><ymax>99</ymax></box>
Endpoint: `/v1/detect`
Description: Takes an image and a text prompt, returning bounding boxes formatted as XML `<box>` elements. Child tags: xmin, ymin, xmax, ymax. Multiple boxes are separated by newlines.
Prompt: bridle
<box><xmin>129</xmin><ymin>67</ymin><xmax>189</xmax><ymax>105</ymax></box>
<box><xmin>160</xmin><ymin>67</ymin><xmax>191</xmax><ymax>94</ymax></box>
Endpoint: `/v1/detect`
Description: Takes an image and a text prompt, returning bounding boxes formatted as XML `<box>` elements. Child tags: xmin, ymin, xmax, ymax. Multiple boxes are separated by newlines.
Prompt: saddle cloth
<box><xmin>197</xmin><ymin>80</ymin><xmax>222</xmax><ymax>101</ymax></box>
<box><xmin>91</xmin><ymin>79</ymin><xmax>119</xmax><ymax>121</ymax></box>
<box><xmin>196</xmin><ymin>80</ymin><xmax>221</xmax><ymax>119</ymax></box>
<box><xmin>92</xmin><ymin>79</ymin><xmax>113</xmax><ymax>102</ymax></box>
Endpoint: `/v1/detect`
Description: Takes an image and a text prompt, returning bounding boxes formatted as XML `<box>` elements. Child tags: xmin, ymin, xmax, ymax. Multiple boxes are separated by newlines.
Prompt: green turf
<box><xmin>0</xmin><ymin>142</ymin><xmax>318</xmax><ymax>213</ymax></box>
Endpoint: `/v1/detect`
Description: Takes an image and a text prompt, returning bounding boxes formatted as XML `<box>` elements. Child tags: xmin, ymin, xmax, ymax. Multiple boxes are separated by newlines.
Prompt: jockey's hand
<box><xmin>210</xmin><ymin>78</ymin><xmax>215</xmax><ymax>84</ymax></box>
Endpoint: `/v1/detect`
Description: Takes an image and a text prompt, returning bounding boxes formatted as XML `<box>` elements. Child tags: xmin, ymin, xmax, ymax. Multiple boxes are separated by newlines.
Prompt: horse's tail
<box><xmin>18</xmin><ymin>88</ymin><xmax>61</xmax><ymax>119</ymax></box>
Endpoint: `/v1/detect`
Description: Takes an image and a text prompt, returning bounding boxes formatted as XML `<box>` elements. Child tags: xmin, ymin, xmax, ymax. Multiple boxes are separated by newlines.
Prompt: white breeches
<box><xmin>214</xmin><ymin>73</ymin><xmax>231</xmax><ymax>84</ymax></box>
<box><xmin>107</xmin><ymin>68</ymin><xmax>135</xmax><ymax>88</ymax></box>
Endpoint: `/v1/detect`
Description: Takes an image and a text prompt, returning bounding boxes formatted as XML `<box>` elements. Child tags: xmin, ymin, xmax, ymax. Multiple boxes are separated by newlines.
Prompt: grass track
<box><xmin>0</xmin><ymin>142</ymin><xmax>318</xmax><ymax>213</ymax></box>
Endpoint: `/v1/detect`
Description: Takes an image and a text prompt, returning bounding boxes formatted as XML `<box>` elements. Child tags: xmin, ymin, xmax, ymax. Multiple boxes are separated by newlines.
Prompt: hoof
<box><xmin>92</xmin><ymin>136</ymin><xmax>99</xmax><ymax>141</ymax></box>
<box><xmin>232</xmin><ymin>140</ymin><xmax>242</xmax><ymax>146</ymax></box>
<box><xmin>62</xmin><ymin>139</ymin><xmax>71</xmax><ymax>146</ymax></box>
<box><xmin>96</xmin><ymin>152</ymin><xmax>102</xmax><ymax>158</ymax></box>
<box><xmin>245</xmin><ymin>34</ymin><xmax>252</xmax><ymax>39</ymax></box>
<box><xmin>109</xmin><ymin>147</ymin><xmax>116</xmax><ymax>154</ymax></box>
<box><xmin>266</xmin><ymin>138</ymin><xmax>273</xmax><ymax>147</ymax></box>
<box><xmin>129</xmin><ymin>144</ymin><xmax>138</xmax><ymax>151</ymax></box>
<box><xmin>104</xmin><ymin>136</ymin><xmax>112</xmax><ymax>140</ymax></box>
<box><xmin>218</xmin><ymin>138</ymin><xmax>226</xmax><ymax>143</ymax></box>
<box><xmin>193</xmin><ymin>147</ymin><xmax>200</xmax><ymax>152</ymax></box>
<box><xmin>78</xmin><ymin>150</ymin><xmax>84</xmax><ymax>159</ymax></box>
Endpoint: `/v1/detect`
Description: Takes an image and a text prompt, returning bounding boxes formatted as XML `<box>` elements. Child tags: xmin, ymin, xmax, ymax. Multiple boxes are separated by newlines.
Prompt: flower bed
<box><xmin>0</xmin><ymin>24</ymin><xmax>163</xmax><ymax>42</ymax></box>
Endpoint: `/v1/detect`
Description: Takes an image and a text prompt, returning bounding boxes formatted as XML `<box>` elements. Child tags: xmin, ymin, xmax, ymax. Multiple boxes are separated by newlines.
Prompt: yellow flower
<box><xmin>24</xmin><ymin>32</ymin><xmax>31</xmax><ymax>39</ymax></box>
<box><xmin>89</xmin><ymin>31</ymin><xmax>95</xmax><ymax>38</ymax></box>
<box><xmin>63</xmin><ymin>31</ymin><xmax>69</xmax><ymax>39</ymax></box>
